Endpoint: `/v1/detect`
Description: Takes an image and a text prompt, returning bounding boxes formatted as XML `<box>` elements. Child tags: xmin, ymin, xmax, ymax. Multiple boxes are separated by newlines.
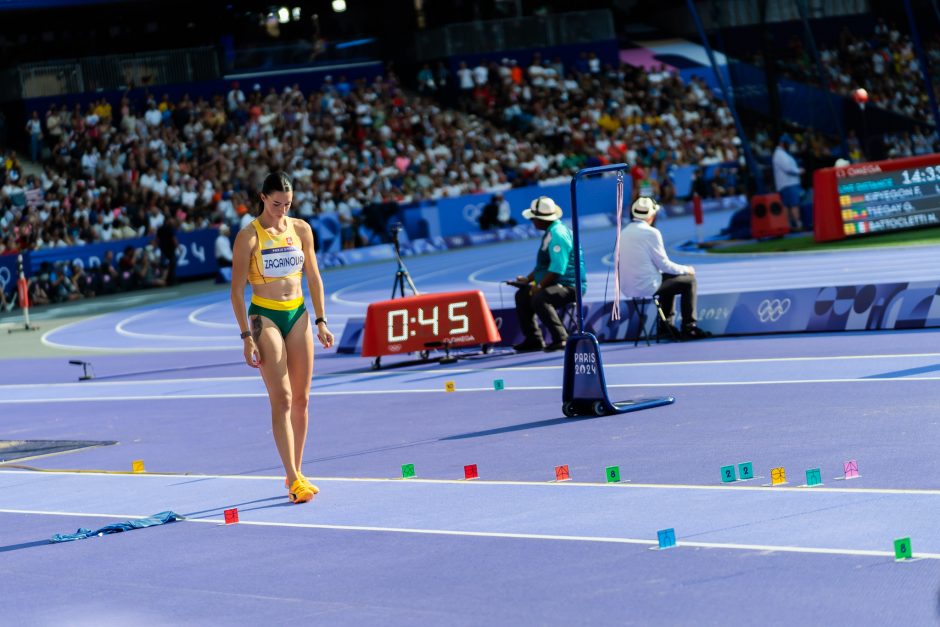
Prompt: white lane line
<box><xmin>187</xmin><ymin>303</ymin><xmax>236</xmax><ymax>329</ymax></box>
<box><xmin>1</xmin><ymin>507</ymin><xmax>937</xmax><ymax>559</ymax></box>
<box><xmin>5</xmin><ymin>351</ymin><xmax>939</xmax><ymax>390</ymax></box>
<box><xmin>115</xmin><ymin>309</ymin><xmax>230</xmax><ymax>341</ymax></box>
<box><xmin>2</xmin><ymin>376</ymin><xmax>940</xmax><ymax>403</ymax></box>
<box><xmin>3</xmin><ymin>470</ymin><xmax>940</xmax><ymax>496</ymax></box>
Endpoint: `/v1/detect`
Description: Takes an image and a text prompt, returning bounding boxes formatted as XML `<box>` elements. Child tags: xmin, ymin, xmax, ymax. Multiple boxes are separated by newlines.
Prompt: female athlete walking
<box><xmin>230</xmin><ymin>171</ymin><xmax>333</xmax><ymax>503</ymax></box>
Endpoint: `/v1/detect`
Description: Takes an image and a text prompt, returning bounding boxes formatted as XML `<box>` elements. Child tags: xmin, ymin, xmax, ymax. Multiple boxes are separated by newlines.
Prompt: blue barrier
<box><xmin>0</xmin><ymin>254</ymin><xmax>18</xmax><ymax>296</ymax></box>
<box><xmin>338</xmin><ymin>279</ymin><xmax>940</xmax><ymax>354</ymax></box>
<box><xmin>26</xmin><ymin>229</ymin><xmax>219</xmax><ymax>278</ymax></box>
<box><xmin>433</xmin><ymin>176</ymin><xmax>632</xmax><ymax>237</ymax></box>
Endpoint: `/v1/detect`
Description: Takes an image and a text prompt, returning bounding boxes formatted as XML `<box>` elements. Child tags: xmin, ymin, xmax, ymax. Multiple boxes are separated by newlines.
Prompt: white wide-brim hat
<box><xmin>522</xmin><ymin>196</ymin><xmax>563</xmax><ymax>221</ymax></box>
<box><xmin>631</xmin><ymin>196</ymin><xmax>660</xmax><ymax>219</ymax></box>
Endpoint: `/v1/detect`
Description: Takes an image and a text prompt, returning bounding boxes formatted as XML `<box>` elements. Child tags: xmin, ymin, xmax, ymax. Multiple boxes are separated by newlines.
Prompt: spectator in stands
<box><xmin>215</xmin><ymin>224</ymin><xmax>233</xmax><ymax>268</ymax></box>
<box><xmin>772</xmin><ymin>134</ymin><xmax>805</xmax><ymax>231</ymax></box>
<box><xmin>96</xmin><ymin>249</ymin><xmax>120</xmax><ymax>294</ymax></box>
<box><xmin>25</xmin><ymin>111</ymin><xmax>42</xmax><ymax>162</ymax></box>
<box><xmin>617</xmin><ymin>197</ymin><xmax>709</xmax><ymax>341</ymax></box>
<box><xmin>512</xmin><ymin>196</ymin><xmax>585</xmax><ymax>353</ymax></box>
<box><xmin>478</xmin><ymin>193</ymin><xmax>516</xmax><ymax>230</ymax></box>
<box><xmin>70</xmin><ymin>261</ymin><xmax>96</xmax><ymax>298</ymax></box>
<box><xmin>156</xmin><ymin>214</ymin><xmax>179</xmax><ymax>286</ymax></box>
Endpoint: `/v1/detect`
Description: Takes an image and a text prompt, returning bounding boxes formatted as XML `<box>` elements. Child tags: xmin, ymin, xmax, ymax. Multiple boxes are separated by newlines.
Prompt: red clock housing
<box><xmin>361</xmin><ymin>290</ymin><xmax>501</xmax><ymax>358</ymax></box>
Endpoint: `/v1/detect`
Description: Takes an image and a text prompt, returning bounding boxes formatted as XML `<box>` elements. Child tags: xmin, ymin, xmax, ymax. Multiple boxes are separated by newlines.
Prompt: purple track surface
<box><xmin>3</xmin><ymin>229</ymin><xmax>940</xmax><ymax>624</ymax></box>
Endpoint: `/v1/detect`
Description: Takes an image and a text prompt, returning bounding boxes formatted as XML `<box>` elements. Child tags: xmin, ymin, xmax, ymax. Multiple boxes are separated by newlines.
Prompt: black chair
<box><xmin>629</xmin><ymin>296</ymin><xmax>678</xmax><ymax>346</ymax></box>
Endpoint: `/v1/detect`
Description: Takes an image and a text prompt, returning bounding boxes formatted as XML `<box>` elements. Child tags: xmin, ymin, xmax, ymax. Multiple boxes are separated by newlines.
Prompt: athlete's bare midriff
<box><xmin>251</xmin><ymin>274</ymin><xmax>304</xmax><ymax>303</ymax></box>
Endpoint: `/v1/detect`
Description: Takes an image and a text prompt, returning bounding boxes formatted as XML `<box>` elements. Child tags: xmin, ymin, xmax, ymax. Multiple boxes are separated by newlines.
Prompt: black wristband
<box><xmin>314</xmin><ymin>317</ymin><xmax>327</xmax><ymax>326</ymax></box>
<box><xmin>240</xmin><ymin>331</ymin><xmax>251</xmax><ymax>339</ymax></box>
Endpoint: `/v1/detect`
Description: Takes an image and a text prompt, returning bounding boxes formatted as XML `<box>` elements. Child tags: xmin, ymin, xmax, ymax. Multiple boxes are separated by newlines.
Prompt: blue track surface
<box><xmin>2</xmin><ymin>218</ymin><xmax>940</xmax><ymax>625</ymax></box>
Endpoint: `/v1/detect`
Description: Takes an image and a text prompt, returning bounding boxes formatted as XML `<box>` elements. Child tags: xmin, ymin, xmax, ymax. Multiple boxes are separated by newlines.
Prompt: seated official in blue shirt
<box><xmin>511</xmin><ymin>196</ymin><xmax>587</xmax><ymax>352</ymax></box>
<box><xmin>618</xmin><ymin>197</ymin><xmax>709</xmax><ymax>340</ymax></box>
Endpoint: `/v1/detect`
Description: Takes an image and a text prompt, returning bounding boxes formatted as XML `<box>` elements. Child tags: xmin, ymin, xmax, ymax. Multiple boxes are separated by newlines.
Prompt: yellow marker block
<box><xmin>132</xmin><ymin>460</ymin><xmax>145</xmax><ymax>473</ymax></box>
<box><xmin>445</xmin><ymin>381</ymin><xmax>456</xmax><ymax>393</ymax></box>
<box><xmin>771</xmin><ymin>466</ymin><xmax>787</xmax><ymax>485</ymax></box>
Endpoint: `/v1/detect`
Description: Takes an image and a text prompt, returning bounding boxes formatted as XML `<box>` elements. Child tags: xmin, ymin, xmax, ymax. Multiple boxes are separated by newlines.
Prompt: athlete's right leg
<box><xmin>251</xmin><ymin>313</ymin><xmax>301</xmax><ymax>488</ymax></box>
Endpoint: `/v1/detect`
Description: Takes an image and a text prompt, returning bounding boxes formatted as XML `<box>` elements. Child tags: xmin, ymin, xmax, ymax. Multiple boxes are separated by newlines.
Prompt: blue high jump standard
<box><xmin>561</xmin><ymin>164</ymin><xmax>676</xmax><ymax>417</ymax></box>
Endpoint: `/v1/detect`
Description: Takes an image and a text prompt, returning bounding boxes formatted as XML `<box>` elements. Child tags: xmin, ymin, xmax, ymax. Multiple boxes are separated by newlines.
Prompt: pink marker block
<box><xmin>843</xmin><ymin>460</ymin><xmax>859</xmax><ymax>480</ymax></box>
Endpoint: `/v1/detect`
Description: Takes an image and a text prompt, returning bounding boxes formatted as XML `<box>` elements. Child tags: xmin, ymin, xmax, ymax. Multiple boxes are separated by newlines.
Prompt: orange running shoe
<box><xmin>288</xmin><ymin>478</ymin><xmax>317</xmax><ymax>504</ymax></box>
<box><xmin>285</xmin><ymin>474</ymin><xmax>319</xmax><ymax>494</ymax></box>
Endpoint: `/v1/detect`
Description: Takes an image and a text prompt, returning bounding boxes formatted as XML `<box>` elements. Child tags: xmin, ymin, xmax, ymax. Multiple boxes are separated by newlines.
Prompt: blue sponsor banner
<box><xmin>336</xmin><ymin>280</ymin><xmax>940</xmax><ymax>355</ymax></box>
<box><xmin>27</xmin><ymin>229</ymin><xmax>218</xmax><ymax>279</ymax></box>
<box><xmin>0</xmin><ymin>254</ymin><xmax>18</xmax><ymax>295</ymax></box>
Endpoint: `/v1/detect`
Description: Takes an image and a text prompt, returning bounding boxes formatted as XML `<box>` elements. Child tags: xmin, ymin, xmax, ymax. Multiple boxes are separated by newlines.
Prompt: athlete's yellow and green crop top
<box><xmin>247</xmin><ymin>218</ymin><xmax>308</xmax><ymax>338</ymax></box>
<box><xmin>247</xmin><ymin>218</ymin><xmax>305</xmax><ymax>284</ymax></box>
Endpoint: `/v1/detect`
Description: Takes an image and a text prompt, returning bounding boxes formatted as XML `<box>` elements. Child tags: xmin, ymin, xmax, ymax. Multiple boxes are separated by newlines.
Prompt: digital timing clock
<box><xmin>361</xmin><ymin>290</ymin><xmax>502</xmax><ymax>360</ymax></box>
<box><xmin>813</xmin><ymin>152</ymin><xmax>940</xmax><ymax>242</ymax></box>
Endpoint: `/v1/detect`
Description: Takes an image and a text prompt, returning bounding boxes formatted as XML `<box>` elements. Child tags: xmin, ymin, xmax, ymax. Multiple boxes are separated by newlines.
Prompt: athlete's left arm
<box><xmin>297</xmin><ymin>219</ymin><xmax>334</xmax><ymax>349</ymax></box>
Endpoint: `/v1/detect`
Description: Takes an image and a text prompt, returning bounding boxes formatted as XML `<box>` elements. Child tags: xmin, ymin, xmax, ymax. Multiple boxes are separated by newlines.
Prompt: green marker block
<box><xmin>806</xmin><ymin>468</ymin><xmax>822</xmax><ymax>487</ymax></box>
<box><xmin>720</xmin><ymin>465</ymin><xmax>737</xmax><ymax>483</ymax></box>
<box><xmin>493</xmin><ymin>379</ymin><xmax>505</xmax><ymax>391</ymax></box>
<box><xmin>894</xmin><ymin>537</ymin><xmax>912</xmax><ymax>560</ymax></box>
<box><xmin>738</xmin><ymin>462</ymin><xmax>754</xmax><ymax>480</ymax></box>
<box><xmin>606</xmin><ymin>466</ymin><xmax>621</xmax><ymax>483</ymax></box>
<box><xmin>401</xmin><ymin>463</ymin><xmax>415</xmax><ymax>479</ymax></box>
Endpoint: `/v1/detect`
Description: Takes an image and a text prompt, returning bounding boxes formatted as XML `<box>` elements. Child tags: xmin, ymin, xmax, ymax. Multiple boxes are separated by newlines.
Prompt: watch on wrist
<box><xmin>240</xmin><ymin>330</ymin><xmax>252</xmax><ymax>339</ymax></box>
<box><xmin>315</xmin><ymin>317</ymin><xmax>328</xmax><ymax>326</ymax></box>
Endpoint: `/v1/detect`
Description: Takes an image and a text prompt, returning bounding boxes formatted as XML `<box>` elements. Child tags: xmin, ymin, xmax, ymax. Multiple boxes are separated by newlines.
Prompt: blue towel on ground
<box><xmin>50</xmin><ymin>511</ymin><xmax>184</xmax><ymax>543</ymax></box>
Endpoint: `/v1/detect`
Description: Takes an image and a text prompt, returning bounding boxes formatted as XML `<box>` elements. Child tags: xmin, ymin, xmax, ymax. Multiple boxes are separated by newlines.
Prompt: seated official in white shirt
<box><xmin>618</xmin><ymin>197</ymin><xmax>709</xmax><ymax>340</ymax></box>
<box><xmin>215</xmin><ymin>224</ymin><xmax>234</xmax><ymax>268</ymax></box>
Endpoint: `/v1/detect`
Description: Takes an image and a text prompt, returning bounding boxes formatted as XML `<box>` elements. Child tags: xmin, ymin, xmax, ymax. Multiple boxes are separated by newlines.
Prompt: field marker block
<box><xmin>445</xmin><ymin>381</ymin><xmax>456</xmax><ymax>392</ymax></box>
<box><xmin>464</xmin><ymin>464</ymin><xmax>478</xmax><ymax>480</ymax></box>
<box><xmin>894</xmin><ymin>537</ymin><xmax>912</xmax><ymax>560</ymax></box>
<box><xmin>401</xmin><ymin>463</ymin><xmax>416</xmax><ymax>479</ymax></box>
<box><xmin>805</xmin><ymin>468</ymin><xmax>822</xmax><ymax>487</ymax></box>
<box><xmin>738</xmin><ymin>461</ymin><xmax>754</xmax><ymax>481</ymax></box>
<box><xmin>657</xmin><ymin>528</ymin><xmax>676</xmax><ymax>550</ymax></box>
<box><xmin>493</xmin><ymin>379</ymin><xmax>504</xmax><ymax>391</ymax></box>
<box><xmin>554</xmin><ymin>465</ymin><xmax>570</xmax><ymax>482</ymax></box>
<box><xmin>720</xmin><ymin>465</ymin><xmax>736</xmax><ymax>483</ymax></box>
<box><xmin>223</xmin><ymin>508</ymin><xmax>239</xmax><ymax>525</ymax></box>
<box><xmin>770</xmin><ymin>467</ymin><xmax>787</xmax><ymax>486</ymax></box>
<box><xmin>606</xmin><ymin>466</ymin><xmax>621</xmax><ymax>483</ymax></box>
<box><xmin>131</xmin><ymin>460</ymin><xmax>145</xmax><ymax>473</ymax></box>
<box><xmin>843</xmin><ymin>460</ymin><xmax>860</xmax><ymax>480</ymax></box>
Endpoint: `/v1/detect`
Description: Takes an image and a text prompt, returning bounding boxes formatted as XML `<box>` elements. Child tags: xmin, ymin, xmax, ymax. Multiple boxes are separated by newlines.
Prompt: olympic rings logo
<box><xmin>463</xmin><ymin>202</ymin><xmax>485</xmax><ymax>224</ymax></box>
<box><xmin>757</xmin><ymin>298</ymin><xmax>791</xmax><ymax>323</ymax></box>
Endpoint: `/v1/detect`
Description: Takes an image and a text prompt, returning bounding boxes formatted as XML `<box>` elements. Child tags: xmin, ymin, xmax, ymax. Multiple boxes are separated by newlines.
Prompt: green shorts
<box><xmin>248</xmin><ymin>296</ymin><xmax>307</xmax><ymax>338</ymax></box>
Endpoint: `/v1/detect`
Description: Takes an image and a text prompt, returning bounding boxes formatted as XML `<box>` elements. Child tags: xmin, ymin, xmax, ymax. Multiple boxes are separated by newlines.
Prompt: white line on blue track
<box><xmin>1</xmin><ymin>471</ymin><xmax>938</xmax><ymax>560</ymax></box>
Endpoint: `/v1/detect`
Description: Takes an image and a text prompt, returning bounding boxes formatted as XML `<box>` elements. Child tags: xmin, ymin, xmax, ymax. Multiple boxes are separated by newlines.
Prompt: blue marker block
<box><xmin>493</xmin><ymin>379</ymin><xmax>505</xmax><ymax>391</ymax></box>
<box><xmin>738</xmin><ymin>461</ymin><xmax>754</xmax><ymax>481</ymax></box>
<box><xmin>657</xmin><ymin>528</ymin><xmax>676</xmax><ymax>550</ymax></box>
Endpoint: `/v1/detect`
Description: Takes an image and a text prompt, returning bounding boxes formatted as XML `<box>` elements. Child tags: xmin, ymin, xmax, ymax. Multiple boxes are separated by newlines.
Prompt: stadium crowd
<box><xmin>761</xmin><ymin>18</ymin><xmax>940</xmax><ymax>129</ymax></box>
<box><xmin>1</xmin><ymin>52</ymin><xmax>752</xmax><ymax>304</ymax></box>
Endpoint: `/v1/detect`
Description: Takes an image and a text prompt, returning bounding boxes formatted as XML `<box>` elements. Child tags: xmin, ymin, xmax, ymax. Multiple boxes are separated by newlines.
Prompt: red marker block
<box><xmin>464</xmin><ymin>464</ymin><xmax>478</xmax><ymax>480</ymax></box>
<box><xmin>224</xmin><ymin>508</ymin><xmax>239</xmax><ymax>525</ymax></box>
<box><xmin>555</xmin><ymin>465</ymin><xmax>570</xmax><ymax>482</ymax></box>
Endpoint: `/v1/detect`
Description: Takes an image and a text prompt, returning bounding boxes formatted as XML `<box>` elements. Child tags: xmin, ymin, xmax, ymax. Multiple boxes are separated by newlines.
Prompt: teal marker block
<box><xmin>401</xmin><ymin>463</ymin><xmax>415</xmax><ymax>479</ymax></box>
<box><xmin>657</xmin><ymin>528</ymin><xmax>676</xmax><ymax>549</ymax></box>
<box><xmin>606</xmin><ymin>466</ymin><xmax>621</xmax><ymax>483</ymax></box>
<box><xmin>738</xmin><ymin>462</ymin><xmax>754</xmax><ymax>481</ymax></box>
<box><xmin>805</xmin><ymin>468</ymin><xmax>822</xmax><ymax>487</ymax></box>
<box><xmin>493</xmin><ymin>379</ymin><xmax>505</xmax><ymax>391</ymax></box>
<box><xmin>720</xmin><ymin>465</ymin><xmax>737</xmax><ymax>483</ymax></box>
<box><xmin>894</xmin><ymin>537</ymin><xmax>912</xmax><ymax>560</ymax></box>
